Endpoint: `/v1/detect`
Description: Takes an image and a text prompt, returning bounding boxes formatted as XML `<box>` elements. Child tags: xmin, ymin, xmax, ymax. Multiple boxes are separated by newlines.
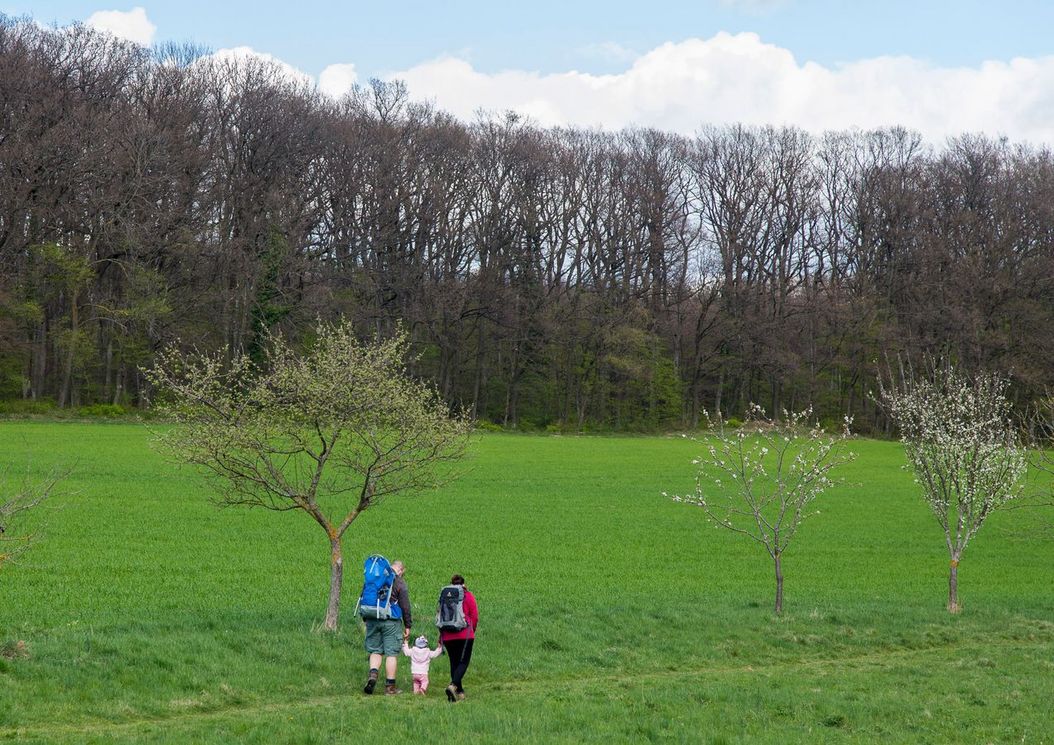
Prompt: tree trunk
<box><xmin>948</xmin><ymin>556</ymin><xmax>960</xmax><ymax>613</ymax></box>
<box><xmin>104</xmin><ymin>335</ymin><xmax>114</xmax><ymax>402</ymax></box>
<box><xmin>32</xmin><ymin>319</ymin><xmax>47</xmax><ymax>400</ymax></box>
<box><xmin>60</xmin><ymin>289</ymin><xmax>79</xmax><ymax>408</ymax></box>
<box><xmin>323</xmin><ymin>536</ymin><xmax>344</xmax><ymax>631</ymax></box>
<box><xmin>503</xmin><ymin>343</ymin><xmax>520</xmax><ymax>427</ymax></box>
<box><xmin>471</xmin><ymin>321</ymin><xmax>485</xmax><ymax>420</ymax></box>
<box><xmin>113</xmin><ymin>365</ymin><xmax>125</xmax><ymax>405</ymax></box>
<box><xmin>714</xmin><ymin>366</ymin><xmax>724</xmax><ymax>418</ymax></box>
<box><xmin>774</xmin><ymin>551</ymin><xmax>784</xmax><ymax>614</ymax></box>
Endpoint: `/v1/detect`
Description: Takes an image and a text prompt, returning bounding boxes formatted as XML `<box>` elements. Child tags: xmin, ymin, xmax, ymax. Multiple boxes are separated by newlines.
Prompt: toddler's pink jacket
<box><xmin>402</xmin><ymin>643</ymin><xmax>443</xmax><ymax>675</ymax></box>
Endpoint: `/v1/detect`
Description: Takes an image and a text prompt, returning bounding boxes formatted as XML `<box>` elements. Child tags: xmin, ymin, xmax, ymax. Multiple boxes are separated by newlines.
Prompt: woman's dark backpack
<box><xmin>435</xmin><ymin>584</ymin><xmax>468</xmax><ymax>632</ymax></box>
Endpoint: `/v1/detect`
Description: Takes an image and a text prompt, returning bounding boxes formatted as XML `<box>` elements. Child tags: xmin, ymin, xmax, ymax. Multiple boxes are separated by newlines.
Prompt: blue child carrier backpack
<box><xmin>358</xmin><ymin>555</ymin><xmax>402</xmax><ymax>620</ymax></box>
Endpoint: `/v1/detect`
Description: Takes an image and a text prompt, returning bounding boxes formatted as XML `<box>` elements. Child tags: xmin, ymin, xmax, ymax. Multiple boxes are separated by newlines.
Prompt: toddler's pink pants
<box><xmin>413</xmin><ymin>674</ymin><xmax>429</xmax><ymax>694</ymax></box>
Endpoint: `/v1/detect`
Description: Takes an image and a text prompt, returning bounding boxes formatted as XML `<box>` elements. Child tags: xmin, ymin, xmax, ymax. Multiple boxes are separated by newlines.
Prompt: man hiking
<box><xmin>363</xmin><ymin>559</ymin><xmax>412</xmax><ymax>695</ymax></box>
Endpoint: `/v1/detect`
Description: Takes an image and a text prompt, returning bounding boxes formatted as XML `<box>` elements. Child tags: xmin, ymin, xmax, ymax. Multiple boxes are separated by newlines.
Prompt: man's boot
<box><xmin>363</xmin><ymin>670</ymin><xmax>378</xmax><ymax>695</ymax></box>
<box><xmin>385</xmin><ymin>683</ymin><xmax>402</xmax><ymax>695</ymax></box>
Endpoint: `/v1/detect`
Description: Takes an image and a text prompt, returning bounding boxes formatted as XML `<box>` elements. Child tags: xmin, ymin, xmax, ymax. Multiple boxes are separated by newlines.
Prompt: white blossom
<box><xmin>667</xmin><ymin>403</ymin><xmax>854</xmax><ymax>613</ymax></box>
<box><xmin>880</xmin><ymin>366</ymin><xmax>1025</xmax><ymax>612</ymax></box>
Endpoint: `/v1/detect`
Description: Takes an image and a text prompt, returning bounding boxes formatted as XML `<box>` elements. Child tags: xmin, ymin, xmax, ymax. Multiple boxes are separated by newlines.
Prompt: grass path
<box><xmin>4</xmin><ymin>632</ymin><xmax>1048</xmax><ymax>741</ymax></box>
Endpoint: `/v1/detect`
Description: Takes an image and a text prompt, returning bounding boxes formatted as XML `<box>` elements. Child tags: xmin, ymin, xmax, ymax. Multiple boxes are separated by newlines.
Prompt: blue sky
<box><xmin>18</xmin><ymin>0</ymin><xmax>1054</xmax><ymax>79</ymax></box>
<box><xmin>11</xmin><ymin>1</ymin><xmax>1054</xmax><ymax>142</ymax></box>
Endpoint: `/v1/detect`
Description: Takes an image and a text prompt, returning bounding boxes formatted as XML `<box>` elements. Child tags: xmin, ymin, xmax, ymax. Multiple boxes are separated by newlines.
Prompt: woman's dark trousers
<box><xmin>445</xmin><ymin>638</ymin><xmax>474</xmax><ymax>692</ymax></box>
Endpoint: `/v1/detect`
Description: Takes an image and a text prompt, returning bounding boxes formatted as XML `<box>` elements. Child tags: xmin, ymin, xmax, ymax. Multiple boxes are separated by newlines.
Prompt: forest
<box><xmin>2</xmin><ymin>18</ymin><xmax>1053</xmax><ymax>431</ymax></box>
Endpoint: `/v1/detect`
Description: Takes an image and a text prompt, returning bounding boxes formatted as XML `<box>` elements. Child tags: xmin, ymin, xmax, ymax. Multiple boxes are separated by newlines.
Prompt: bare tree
<box><xmin>5</xmin><ymin>17</ymin><xmax>1054</xmax><ymax>434</ymax></box>
<box><xmin>671</xmin><ymin>405</ymin><xmax>854</xmax><ymax>613</ymax></box>
<box><xmin>1014</xmin><ymin>396</ymin><xmax>1054</xmax><ymax>537</ymax></box>
<box><xmin>880</xmin><ymin>365</ymin><xmax>1026</xmax><ymax>612</ymax></box>
<box><xmin>0</xmin><ymin>470</ymin><xmax>61</xmax><ymax>571</ymax></box>
<box><xmin>146</xmin><ymin>320</ymin><xmax>472</xmax><ymax>631</ymax></box>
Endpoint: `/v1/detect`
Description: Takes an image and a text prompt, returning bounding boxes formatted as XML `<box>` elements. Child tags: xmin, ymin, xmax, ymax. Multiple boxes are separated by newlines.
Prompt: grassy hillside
<box><xmin>1</xmin><ymin>423</ymin><xmax>1051</xmax><ymax>743</ymax></box>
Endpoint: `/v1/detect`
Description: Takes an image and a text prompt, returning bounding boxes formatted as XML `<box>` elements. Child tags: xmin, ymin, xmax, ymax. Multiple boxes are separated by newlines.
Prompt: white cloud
<box><xmin>205</xmin><ymin>46</ymin><xmax>315</xmax><ymax>88</ymax></box>
<box><xmin>319</xmin><ymin>63</ymin><xmax>358</xmax><ymax>99</ymax></box>
<box><xmin>85</xmin><ymin>6</ymin><xmax>155</xmax><ymax>46</ymax></box>
<box><xmin>196</xmin><ymin>49</ymin><xmax>358</xmax><ymax>99</ymax></box>
<box><xmin>385</xmin><ymin>32</ymin><xmax>1054</xmax><ymax>144</ymax></box>
<box><xmin>95</xmin><ymin>27</ymin><xmax>1052</xmax><ymax>144</ymax></box>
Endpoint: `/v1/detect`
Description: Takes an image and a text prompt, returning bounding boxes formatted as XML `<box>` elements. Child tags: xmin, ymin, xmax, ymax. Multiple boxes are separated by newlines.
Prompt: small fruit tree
<box><xmin>0</xmin><ymin>469</ymin><xmax>61</xmax><ymax>573</ymax></box>
<box><xmin>880</xmin><ymin>366</ymin><xmax>1025</xmax><ymax>613</ymax></box>
<box><xmin>671</xmin><ymin>405</ymin><xmax>853</xmax><ymax>613</ymax></box>
<box><xmin>147</xmin><ymin>321</ymin><xmax>472</xmax><ymax>631</ymax></box>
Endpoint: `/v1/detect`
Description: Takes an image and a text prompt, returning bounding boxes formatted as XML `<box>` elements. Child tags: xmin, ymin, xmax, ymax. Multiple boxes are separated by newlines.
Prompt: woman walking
<box><xmin>440</xmin><ymin>574</ymin><xmax>478</xmax><ymax>702</ymax></box>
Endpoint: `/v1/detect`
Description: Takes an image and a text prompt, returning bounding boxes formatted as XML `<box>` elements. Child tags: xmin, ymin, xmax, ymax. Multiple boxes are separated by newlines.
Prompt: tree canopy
<box><xmin>2</xmin><ymin>19</ymin><xmax>1054</xmax><ymax>432</ymax></box>
<box><xmin>147</xmin><ymin>321</ymin><xmax>472</xmax><ymax>629</ymax></box>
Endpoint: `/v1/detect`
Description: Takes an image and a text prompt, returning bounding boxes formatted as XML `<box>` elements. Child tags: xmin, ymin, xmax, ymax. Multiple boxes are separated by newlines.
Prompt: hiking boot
<box><xmin>445</xmin><ymin>684</ymin><xmax>458</xmax><ymax>702</ymax></box>
<box><xmin>385</xmin><ymin>684</ymin><xmax>402</xmax><ymax>695</ymax></box>
<box><xmin>456</xmin><ymin>691</ymin><xmax>466</xmax><ymax>702</ymax></box>
<box><xmin>363</xmin><ymin>672</ymin><xmax>378</xmax><ymax>695</ymax></box>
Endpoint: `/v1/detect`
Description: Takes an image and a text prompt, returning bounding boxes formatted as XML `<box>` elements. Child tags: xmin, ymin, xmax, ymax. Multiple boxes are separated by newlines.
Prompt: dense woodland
<box><xmin>2</xmin><ymin>19</ymin><xmax>1053</xmax><ymax>431</ymax></box>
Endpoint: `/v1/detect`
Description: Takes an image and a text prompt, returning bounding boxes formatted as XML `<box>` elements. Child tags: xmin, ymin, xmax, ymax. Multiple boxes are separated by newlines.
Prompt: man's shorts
<box><xmin>364</xmin><ymin>618</ymin><xmax>403</xmax><ymax>656</ymax></box>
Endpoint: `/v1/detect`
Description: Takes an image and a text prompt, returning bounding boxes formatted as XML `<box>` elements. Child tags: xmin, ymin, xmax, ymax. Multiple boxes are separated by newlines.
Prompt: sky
<box><xmin>11</xmin><ymin>1</ymin><xmax>1054</xmax><ymax>143</ymax></box>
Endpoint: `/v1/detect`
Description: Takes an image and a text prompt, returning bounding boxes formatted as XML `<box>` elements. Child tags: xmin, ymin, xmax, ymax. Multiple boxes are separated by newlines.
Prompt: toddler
<box><xmin>402</xmin><ymin>635</ymin><xmax>444</xmax><ymax>694</ymax></box>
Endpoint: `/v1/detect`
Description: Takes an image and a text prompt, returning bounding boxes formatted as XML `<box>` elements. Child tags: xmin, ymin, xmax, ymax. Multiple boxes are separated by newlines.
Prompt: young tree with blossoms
<box><xmin>670</xmin><ymin>405</ymin><xmax>854</xmax><ymax>613</ymax></box>
<box><xmin>880</xmin><ymin>366</ymin><xmax>1026</xmax><ymax>613</ymax></box>
<box><xmin>146</xmin><ymin>321</ymin><xmax>472</xmax><ymax>631</ymax></box>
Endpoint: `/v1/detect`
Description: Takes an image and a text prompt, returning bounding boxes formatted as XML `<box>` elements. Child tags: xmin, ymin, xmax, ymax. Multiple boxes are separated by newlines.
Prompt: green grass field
<box><xmin>1</xmin><ymin>422</ymin><xmax>1052</xmax><ymax>744</ymax></box>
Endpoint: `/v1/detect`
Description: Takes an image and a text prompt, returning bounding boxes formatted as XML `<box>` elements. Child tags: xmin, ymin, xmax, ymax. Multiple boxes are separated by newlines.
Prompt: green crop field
<box><xmin>0</xmin><ymin>422</ymin><xmax>1051</xmax><ymax>744</ymax></box>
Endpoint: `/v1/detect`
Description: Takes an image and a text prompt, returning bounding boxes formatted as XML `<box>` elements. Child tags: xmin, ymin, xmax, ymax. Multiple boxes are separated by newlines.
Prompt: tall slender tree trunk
<box><xmin>714</xmin><ymin>366</ymin><xmax>724</xmax><ymax>418</ymax></box>
<box><xmin>323</xmin><ymin>535</ymin><xmax>344</xmax><ymax>631</ymax></box>
<box><xmin>504</xmin><ymin>343</ymin><xmax>520</xmax><ymax>427</ymax></box>
<box><xmin>113</xmin><ymin>365</ymin><xmax>125</xmax><ymax>405</ymax></box>
<box><xmin>562</xmin><ymin>354</ymin><xmax>574</xmax><ymax>425</ymax></box>
<box><xmin>103</xmin><ymin>334</ymin><xmax>114</xmax><ymax>402</ymax></box>
<box><xmin>439</xmin><ymin>340</ymin><xmax>453</xmax><ymax>400</ymax></box>
<box><xmin>773</xmin><ymin>551</ymin><xmax>784</xmax><ymax>614</ymax></box>
<box><xmin>59</xmin><ymin>292</ymin><xmax>78</xmax><ymax>408</ymax></box>
<box><xmin>31</xmin><ymin>320</ymin><xmax>47</xmax><ymax>400</ymax></box>
<box><xmin>471</xmin><ymin>322</ymin><xmax>485</xmax><ymax>419</ymax></box>
<box><xmin>948</xmin><ymin>556</ymin><xmax>960</xmax><ymax>613</ymax></box>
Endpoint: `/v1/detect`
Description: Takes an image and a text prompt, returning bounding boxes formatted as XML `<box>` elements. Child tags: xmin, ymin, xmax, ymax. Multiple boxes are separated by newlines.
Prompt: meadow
<box><xmin>0</xmin><ymin>421</ymin><xmax>1052</xmax><ymax>744</ymax></box>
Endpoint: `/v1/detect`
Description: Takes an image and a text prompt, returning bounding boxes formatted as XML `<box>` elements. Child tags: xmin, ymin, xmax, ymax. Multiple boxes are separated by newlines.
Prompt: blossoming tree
<box><xmin>670</xmin><ymin>405</ymin><xmax>854</xmax><ymax>613</ymax></box>
<box><xmin>880</xmin><ymin>366</ymin><xmax>1025</xmax><ymax>613</ymax></box>
<box><xmin>147</xmin><ymin>321</ymin><xmax>472</xmax><ymax>631</ymax></box>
